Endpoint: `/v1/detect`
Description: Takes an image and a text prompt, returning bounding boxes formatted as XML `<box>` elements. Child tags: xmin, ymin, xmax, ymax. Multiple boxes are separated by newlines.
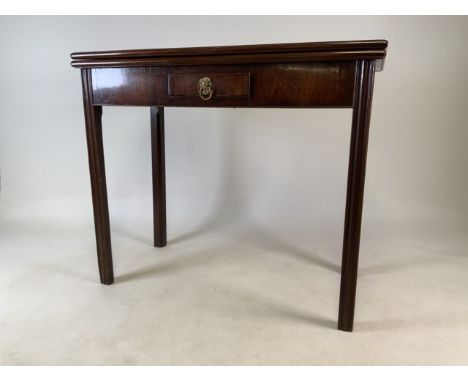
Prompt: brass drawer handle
<box><xmin>197</xmin><ymin>77</ymin><xmax>213</xmax><ymax>101</ymax></box>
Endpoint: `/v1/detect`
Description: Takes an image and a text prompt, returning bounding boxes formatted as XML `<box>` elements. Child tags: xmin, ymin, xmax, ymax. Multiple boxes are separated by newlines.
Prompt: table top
<box><xmin>70</xmin><ymin>39</ymin><xmax>388</xmax><ymax>69</ymax></box>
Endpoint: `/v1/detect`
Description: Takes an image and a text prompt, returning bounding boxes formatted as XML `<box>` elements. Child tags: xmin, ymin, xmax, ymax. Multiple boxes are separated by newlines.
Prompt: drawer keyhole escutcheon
<box><xmin>197</xmin><ymin>77</ymin><xmax>213</xmax><ymax>101</ymax></box>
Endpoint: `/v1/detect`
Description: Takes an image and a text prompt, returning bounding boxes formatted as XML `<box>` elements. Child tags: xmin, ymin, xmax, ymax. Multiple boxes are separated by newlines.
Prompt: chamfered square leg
<box><xmin>151</xmin><ymin>106</ymin><xmax>167</xmax><ymax>247</ymax></box>
<box><xmin>338</xmin><ymin>60</ymin><xmax>376</xmax><ymax>331</ymax></box>
<box><xmin>81</xmin><ymin>69</ymin><xmax>114</xmax><ymax>285</ymax></box>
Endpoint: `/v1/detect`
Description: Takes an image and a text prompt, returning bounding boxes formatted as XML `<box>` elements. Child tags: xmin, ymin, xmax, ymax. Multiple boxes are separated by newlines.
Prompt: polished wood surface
<box><xmin>91</xmin><ymin>63</ymin><xmax>356</xmax><ymax>107</ymax></box>
<box><xmin>71</xmin><ymin>40</ymin><xmax>387</xmax><ymax>69</ymax></box>
<box><xmin>73</xmin><ymin>40</ymin><xmax>388</xmax><ymax>332</ymax></box>
<box><xmin>81</xmin><ymin>69</ymin><xmax>113</xmax><ymax>285</ymax></box>
<box><xmin>151</xmin><ymin>106</ymin><xmax>167</xmax><ymax>248</ymax></box>
<box><xmin>338</xmin><ymin>60</ymin><xmax>376</xmax><ymax>332</ymax></box>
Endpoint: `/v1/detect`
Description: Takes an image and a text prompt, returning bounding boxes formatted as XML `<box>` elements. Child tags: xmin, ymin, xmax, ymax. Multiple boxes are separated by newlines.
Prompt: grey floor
<box><xmin>1</xmin><ymin>199</ymin><xmax>468</xmax><ymax>365</ymax></box>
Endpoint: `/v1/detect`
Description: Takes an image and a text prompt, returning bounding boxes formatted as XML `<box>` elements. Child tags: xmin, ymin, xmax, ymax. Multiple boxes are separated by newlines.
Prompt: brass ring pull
<box><xmin>197</xmin><ymin>77</ymin><xmax>213</xmax><ymax>101</ymax></box>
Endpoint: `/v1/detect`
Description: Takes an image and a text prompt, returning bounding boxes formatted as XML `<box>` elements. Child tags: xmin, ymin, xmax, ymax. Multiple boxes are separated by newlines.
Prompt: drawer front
<box><xmin>91</xmin><ymin>62</ymin><xmax>356</xmax><ymax>107</ymax></box>
<box><xmin>169</xmin><ymin>73</ymin><xmax>250</xmax><ymax>99</ymax></box>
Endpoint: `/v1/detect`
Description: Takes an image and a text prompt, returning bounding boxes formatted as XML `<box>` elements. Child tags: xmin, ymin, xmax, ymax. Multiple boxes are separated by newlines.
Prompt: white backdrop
<box><xmin>1</xmin><ymin>16</ymin><xmax>467</xmax><ymax>228</ymax></box>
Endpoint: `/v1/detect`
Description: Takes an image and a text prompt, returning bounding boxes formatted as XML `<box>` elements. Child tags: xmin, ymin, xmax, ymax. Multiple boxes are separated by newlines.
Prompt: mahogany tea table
<box><xmin>71</xmin><ymin>40</ymin><xmax>388</xmax><ymax>331</ymax></box>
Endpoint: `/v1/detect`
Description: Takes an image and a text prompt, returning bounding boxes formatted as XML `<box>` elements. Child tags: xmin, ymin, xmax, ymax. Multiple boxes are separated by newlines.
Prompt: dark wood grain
<box><xmin>81</xmin><ymin>68</ymin><xmax>114</xmax><ymax>285</ymax></box>
<box><xmin>71</xmin><ymin>40</ymin><xmax>388</xmax><ymax>59</ymax></box>
<box><xmin>338</xmin><ymin>60</ymin><xmax>376</xmax><ymax>332</ymax></box>
<box><xmin>70</xmin><ymin>40</ymin><xmax>387</xmax><ymax>70</ymax></box>
<box><xmin>151</xmin><ymin>106</ymin><xmax>167</xmax><ymax>247</ymax></box>
<box><xmin>91</xmin><ymin>63</ymin><xmax>356</xmax><ymax>108</ymax></box>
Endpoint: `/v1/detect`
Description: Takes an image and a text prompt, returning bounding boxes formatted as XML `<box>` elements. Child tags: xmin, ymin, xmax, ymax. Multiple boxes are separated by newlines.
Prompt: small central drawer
<box><xmin>168</xmin><ymin>73</ymin><xmax>250</xmax><ymax>100</ymax></box>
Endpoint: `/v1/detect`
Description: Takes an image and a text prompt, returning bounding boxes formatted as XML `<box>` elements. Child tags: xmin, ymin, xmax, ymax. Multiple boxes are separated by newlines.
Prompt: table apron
<box><xmin>90</xmin><ymin>62</ymin><xmax>357</xmax><ymax>108</ymax></box>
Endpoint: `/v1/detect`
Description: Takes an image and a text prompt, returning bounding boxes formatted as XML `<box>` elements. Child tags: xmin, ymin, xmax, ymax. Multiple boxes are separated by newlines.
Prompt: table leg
<box><xmin>338</xmin><ymin>60</ymin><xmax>376</xmax><ymax>331</ymax></box>
<box><xmin>151</xmin><ymin>106</ymin><xmax>167</xmax><ymax>247</ymax></box>
<box><xmin>81</xmin><ymin>69</ymin><xmax>114</xmax><ymax>285</ymax></box>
